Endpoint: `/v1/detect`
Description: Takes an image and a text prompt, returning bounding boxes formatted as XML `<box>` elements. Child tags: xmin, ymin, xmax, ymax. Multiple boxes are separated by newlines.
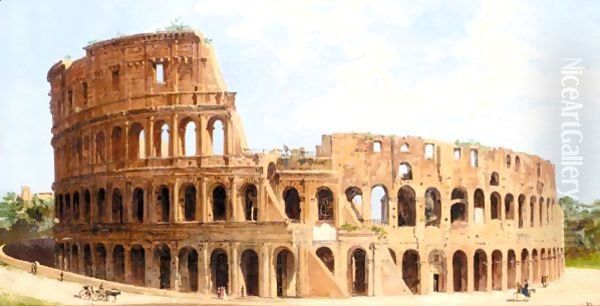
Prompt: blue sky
<box><xmin>0</xmin><ymin>1</ymin><xmax>598</xmax><ymax>202</ymax></box>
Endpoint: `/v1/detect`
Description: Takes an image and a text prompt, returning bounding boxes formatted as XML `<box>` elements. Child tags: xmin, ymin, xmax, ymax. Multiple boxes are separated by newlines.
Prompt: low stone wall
<box><xmin>0</xmin><ymin>242</ymin><xmax>201</xmax><ymax>298</ymax></box>
<box><xmin>3</xmin><ymin>238</ymin><xmax>55</xmax><ymax>266</ymax></box>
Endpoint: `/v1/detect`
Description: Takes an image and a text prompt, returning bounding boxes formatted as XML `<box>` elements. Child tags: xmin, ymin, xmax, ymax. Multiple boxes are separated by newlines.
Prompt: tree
<box><xmin>0</xmin><ymin>193</ymin><xmax>23</xmax><ymax>227</ymax></box>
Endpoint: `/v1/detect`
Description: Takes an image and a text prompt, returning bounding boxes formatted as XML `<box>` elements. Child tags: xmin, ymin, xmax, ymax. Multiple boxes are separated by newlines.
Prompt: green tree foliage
<box><xmin>560</xmin><ymin>196</ymin><xmax>600</xmax><ymax>267</ymax></box>
<box><xmin>0</xmin><ymin>192</ymin><xmax>54</xmax><ymax>244</ymax></box>
<box><xmin>164</xmin><ymin>18</ymin><xmax>192</xmax><ymax>32</ymax></box>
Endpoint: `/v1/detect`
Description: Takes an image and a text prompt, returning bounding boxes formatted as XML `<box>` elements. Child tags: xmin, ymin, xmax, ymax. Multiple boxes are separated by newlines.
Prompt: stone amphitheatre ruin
<box><xmin>48</xmin><ymin>31</ymin><xmax>564</xmax><ymax>298</ymax></box>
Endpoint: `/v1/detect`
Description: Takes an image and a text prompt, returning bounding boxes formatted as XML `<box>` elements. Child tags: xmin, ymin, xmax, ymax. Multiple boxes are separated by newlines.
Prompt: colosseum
<box><xmin>48</xmin><ymin>30</ymin><xmax>565</xmax><ymax>298</ymax></box>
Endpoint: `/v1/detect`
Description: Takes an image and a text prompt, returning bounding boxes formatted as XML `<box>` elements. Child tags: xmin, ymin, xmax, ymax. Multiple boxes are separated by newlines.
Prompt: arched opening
<box><xmin>212</xmin><ymin>186</ymin><xmax>227</xmax><ymax>221</ymax></box>
<box><xmin>284</xmin><ymin>187</ymin><xmax>301</xmax><ymax>221</ymax></box>
<box><xmin>402</xmin><ymin>249</ymin><xmax>420</xmax><ymax>294</ymax></box>
<box><xmin>57</xmin><ymin>194</ymin><xmax>64</xmax><ymax>223</ymax></box>
<box><xmin>73</xmin><ymin>191</ymin><xmax>80</xmax><ymax>222</ymax></box>
<box><xmin>210</xmin><ymin>249</ymin><xmax>229</xmax><ymax>294</ymax></box>
<box><xmin>546</xmin><ymin>198</ymin><xmax>551</xmax><ymax>226</ymax></box>
<box><xmin>349</xmin><ymin>248</ymin><xmax>367</xmax><ymax>296</ymax></box>
<box><xmin>133</xmin><ymin>188</ymin><xmax>144</xmax><ymax>223</ymax></box>
<box><xmin>474</xmin><ymin>249</ymin><xmax>487</xmax><ymax>291</ymax></box>
<box><xmin>370</xmin><ymin>185</ymin><xmax>388</xmax><ymax>223</ymax></box>
<box><xmin>540</xmin><ymin>248</ymin><xmax>547</xmax><ymax>280</ymax></box>
<box><xmin>515</xmin><ymin>156</ymin><xmax>521</xmax><ymax>171</ymax></box>
<box><xmin>155</xmin><ymin>244</ymin><xmax>171</xmax><ymax>289</ymax></box>
<box><xmin>398</xmin><ymin>186</ymin><xmax>416</xmax><ymax>226</ymax></box>
<box><xmin>128</xmin><ymin>122</ymin><xmax>145</xmax><ymax>160</ymax></box>
<box><xmin>491</xmin><ymin>250</ymin><xmax>502</xmax><ymax>290</ymax></box>
<box><xmin>532</xmin><ymin>249</ymin><xmax>539</xmax><ymax>283</ymax></box>
<box><xmin>178</xmin><ymin>247</ymin><xmax>199</xmax><ymax>292</ymax></box>
<box><xmin>113</xmin><ymin>245</ymin><xmax>125</xmax><ymax>283</ymax></box>
<box><xmin>490</xmin><ymin>172</ymin><xmax>499</xmax><ymax>186</ymax></box>
<box><xmin>243</xmin><ymin>184</ymin><xmax>258</xmax><ymax>221</ymax></box>
<box><xmin>400</xmin><ymin>142</ymin><xmax>410</xmax><ymax>152</ymax></box>
<box><xmin>491</xmin><ymin>192</ymin><xmax>501</xmax><ymax>220</ymax></box>
<box><xmin>373</xmin><ymin>141</ymin><xmax>382</xmax><ymax>153</ymax></box>
<box><xmin>96</xmin><ymin>189</ymin><xmax>106</xmax><ymax>223</ymax></box>
<box><xmin>316</xmin><ymin>247</ymin><xmax>334</xmax><ymax>273</ymax></box>
<box><xmin>530</xmin><ymin>196</ymin><xmax>536</xmax><ymax>227</ymax></box>
<box><xmin>84</xmin><ymin>190</ymin><xmax>91</xmax><ymax>223</ymax></box>
<box><xmin>276</xmin><ymin>249</ymin><xmax>295</xmax><ymax>297</ymax></box>
<box><xmin>317</xmin><ymin>187</ymin><xmax>334</xmax><ymax>222</ymax></box>
<box><xmin>111</xmin><ymin>188</ymin><xmax>123</xmax><ymax>223</ymax></box>
<box><xmin>452</xmin><ymin>250</ymin><xmax>468</xmax><ymax>292</ymax></box>
<box><xmin>474</xmin><ymin>189</ymin><xmax>485</xmax><ymax>224</ymax></box>
<box><xmin>181</xmin><ymin>119</ymin><xmax>197</xmax><ymax>157</ymax></box>
<box><xmin>521</xmin><ymin>249</ymin><xmax>530</xmax><ymax>283</ymax></box>
<box><xmin>153</xmin><ymin>121</ymin><xmax>170</xmax><ymax>157</ymax></box>
<box><xmin>156</xmin><ymin>186</ymin><xmax>170</xmax><ymax>222</ymax></box>
<box><xmin>71</xmin><ymin>244</ymin><xmax>79</xmax><ymax>273</ymax></box>
<box><xmin>425</xmin><ymin>188</ymin><xmax>442</xmax><ymax>227</ymax></box>
<box><xmin>507</xmin><ymin>249</ymin><xmax>516</xmax><ymax>289</ymax></box>
<box><xmin>83</xmin><ymin>244</ymin><xmax>92</xmax><ymax>277</ymax></box>
<box><xmin>428</xmin><ymin>250</ymin><xmax>447</xmax><ymax>292</ymax></box>
<box><xmin>241</xmin><ymin>249</ymin><xmax>260</xmax><ymax>296</ymax></box>
<box><xmin>518</xmin><ymin>194</ymin><xmax>526</xmax><ymax>228</ymax></box>
<box><xmin>344</xmin><ymin>186</ymin><xmax>363</xmax><ymax>221</ymax></box>
<box><xmin>65</xmin><ymin>194</ymin><xmax>71</xmax><ymax>223</ymax></box>
<box><xmin>505</xmin><ymin>194</ymin><xmax>515</xmax><ymax>220</ymax></box>
<box><xmin>55</xmin><ymin>244</ymin><xmax>65</xmax><ymax>270</ymax></box>
<box><xmin>95</xmin><ymin>244</ymin><xmax>107</xmax><ymax>280</ymax></box>
<box><xmin>131</xmin><ymin>245</ymin><xmax>145</xmax><ymax>286</ymax></box>
<box><xmin>399</xmin><ymin>162</ymin><xmax>413</xmax><ymax>180</ymax></box>
<box><xmin>111</xmin><ymin>126</ymin><xmax>124</xmax><ymax>163</ymax></box>
<box><xmin>95</xmin><ymin>132</ymin><xmax>106</xmax><ymax>163</ymax></box>
<box><xmin>183</xmin><ymin>184</ymin><xmax>196</xmax><ymax>221</ymax></box>
<box><xmin>208</xmin><ymin>118</ymin><xmax>225</xmax><ymax>155</ymax></box>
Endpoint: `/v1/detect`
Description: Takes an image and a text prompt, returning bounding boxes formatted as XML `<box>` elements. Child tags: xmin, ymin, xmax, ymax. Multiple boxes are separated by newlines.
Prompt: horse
<box><xmin>105</xmin><ymin>289</ymin><xmax>121</xmax><ymax>302</ymax></box>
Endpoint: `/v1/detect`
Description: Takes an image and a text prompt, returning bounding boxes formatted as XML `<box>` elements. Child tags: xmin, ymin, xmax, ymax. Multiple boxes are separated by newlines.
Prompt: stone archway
<box><xmin>178</xmin><ymin>247</ymin><xmax>199</xmax><ymax>292</ymax></box>
<box><xmin>507</xmin><ymin>250</ymin><xmax>517</xmax><ymax>289</ymax></box>
<box><xmin>210</xmin><ymin>249</ymin><xmax>229</xmax><ymax>294</ymax></box>
<box><xmin>113</xmin><ymin>245</ymin><xmax>125</xmax><ymax>282</ymax></box>
<box><xmin>402</xmin><ymin>249</ymin><xmax>420</xmax><ymax>294</ymax></box>
<box><xmin>241</xmin><ymin>249</ymin><xmax>260</xmax><ymax>296</ymax></box>
<box><xmin>154</xmin><ymin>244</ymin><xmax>171</xmax><ymax>289</ymax></box>
<box><xmin>95</xmin><ymin>244</ymin><xmax>107</xmax><ymax>280</ymax></box>
<box><xmin>428</xmin><ymin>249</ymin><xmax>447</xmax><ymax>293</ymax></box>
<box><xmin>276</xmin><ymin>248</ymin><xmax>295</xmax><ymax>297</ymax></box>
<box><xmin>492</xmin><ymin>250</ymin><xmax>502</xmax><ymax>290</ymax></box>
<box><xmin>452</xmin><ymin>250</ymin><xmax>467</xmax><ymax>292</ymax></box>
<box><xmin>130</xmin><ymin>245</ymin><xmax>145</xmax><ymax>286</ymax></box>
<box><xmin>474</xmin><ymin>249</ymin><xmax>487</xmax><ymax>291</ymax></box>
<box><xmin>349</xmin><ymin>248</ymin><xmax>368</xmax><ymax>296</ymax></box>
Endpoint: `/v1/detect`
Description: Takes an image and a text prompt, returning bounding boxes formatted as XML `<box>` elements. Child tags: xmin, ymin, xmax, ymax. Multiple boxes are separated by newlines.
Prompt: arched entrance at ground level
<box><xmin>55</xmin><ymin>244</ymin><xmax>65</xmax><ymax>270</ymax></box>
<box><xmin>452</xmin><ymin>250</ymin><xmax>467</xmax><ymax>292</ymax></box>
<box><xmin>474</xmin><ymin>249</ymin><xmax>487</xmax><ymax>291</ymax></box>
<box><xmin>276</xmin><ymin>249</ymin><xmax>295</xmax><ymax>297</ymax></box>
<box><xmin>83</xmin><ymin>244</ymin><xmax>92</xmax><ymax>277</ymax></box>
<box><xmin>349</xmin><ymin>248</ymin><xmax>368</xmax><ymax>296</ymax></box>
<box><xmin>492</xmin><ymin>250</ymin><xmax>502</xmax><ymax>290</ymax></box>
<box><xmin>540</xmin><ymin>249</ymin><xmax>547</xmax><ymax>281</ymax></box>
<box><xmin>211</xmin><ymin>249</ymin><xmax>229</xmax><ymax>294</ymax></box>
<box><xmin>113</xmin><ymin>245</ymin><xmax>125</xmax><ymax>282</ymax></box>
<box><xmin>402</xmin><ymin>250</ymin><xmax>420</xmax><ymax>294</ymax></box>
<box><xmin>178</xmin><ymin>247</ymin><xmax>199</xmax><ymax>292</ymax></box>
<box><xmin>241</xmin><ymin>249</ymin><xmax>259</xmax><ymax>296</ymax></box>
<box><xmin>154</xmin><ymin>244</ymin><xmax>171</xmax><ymax>289</ymax></box>
<box><xmin>71</xmin><ymin>244</ymin><xmax>79</xmax><ymax>273</ymax></box>
<box><xmin>507</xmin><ymin>250</ymin><xmax>516</xmax><ymax>289</ymax></box>
<box><xmin>428</xmin><ymin>250</ymin><xmax>447</xmax><ymax>293</ymax></box>
<box><xmin>521</xmin><ymin>249</ymin><xmax>530</xmax><ymax>283</ymax></box>
<box><xmin>95</xmin><ymin>244</ymin><xmax>107</xmax><ymax>280</ymax></box>
<box><xmin>131</xmin><ymin>245</ymin><xmax>145</xmax><ymax>286</ymax></box>
<box><xmin>532</xmin><ymin>249</ymin><xmax>539</xmax><ymax>284</ymax></box>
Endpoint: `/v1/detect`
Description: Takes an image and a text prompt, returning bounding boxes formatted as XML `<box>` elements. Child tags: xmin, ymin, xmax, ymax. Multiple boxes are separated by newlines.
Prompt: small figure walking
<box><xmin>59</xmin><ymin>271</ymin><xmax>64</xmax><ymax>282</ymax></box>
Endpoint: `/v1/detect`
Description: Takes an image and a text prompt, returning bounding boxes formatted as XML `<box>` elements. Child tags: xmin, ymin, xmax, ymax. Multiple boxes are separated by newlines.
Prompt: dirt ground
<box><xmin>0</xmin><ymin>265</ymin><xmax>598</xmax><ymax>306</ymax></box>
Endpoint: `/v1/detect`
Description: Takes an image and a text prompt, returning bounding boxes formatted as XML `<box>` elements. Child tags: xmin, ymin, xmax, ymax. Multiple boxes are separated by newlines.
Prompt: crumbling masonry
<box><xmin>49</xmin><ymin>31</ymin><xmax>564</xmax><ymax>298</ymax></box>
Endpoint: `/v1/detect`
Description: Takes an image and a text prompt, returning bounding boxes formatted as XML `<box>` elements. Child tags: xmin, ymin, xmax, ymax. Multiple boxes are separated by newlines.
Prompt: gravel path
<box><xmin>0</xmin><ymin>264</ymin><xmax>598</xmax><ymax>306</ymax></box>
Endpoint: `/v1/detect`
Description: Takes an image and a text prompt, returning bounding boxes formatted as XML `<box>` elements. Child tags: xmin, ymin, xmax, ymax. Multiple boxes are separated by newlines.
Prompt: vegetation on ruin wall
<box><xmin>560</xmin><ymin>196</ymin><xmax>600</xmax><ymax>269</ymax></box>
<box><xmin>0</xmin><ymin>292</ymin><xmax>59</xmax><ymax>306</ymax></box>
<box><xmin>0</xmin><ymin>193</ymin><xmax>54</xmax><ymax>245</ymax></box>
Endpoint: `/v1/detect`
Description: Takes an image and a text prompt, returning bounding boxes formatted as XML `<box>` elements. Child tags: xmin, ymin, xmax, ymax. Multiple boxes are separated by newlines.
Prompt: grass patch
<box><xmin>0</xmin><ymin>292</ymin><xmax>59</xmax><ymax>306</ymax></box>
<box><xmin>566</xmin><ymin>253</ymin><xmax>600</xmax><ymax>269</ymax></box>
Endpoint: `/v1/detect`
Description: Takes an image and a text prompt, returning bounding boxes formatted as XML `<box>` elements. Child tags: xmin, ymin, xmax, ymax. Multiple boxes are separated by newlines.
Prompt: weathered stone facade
<box><xmin>48</xmin><ymin>31</ymin><xmax>564</xmax><ymax>298</ymax></box>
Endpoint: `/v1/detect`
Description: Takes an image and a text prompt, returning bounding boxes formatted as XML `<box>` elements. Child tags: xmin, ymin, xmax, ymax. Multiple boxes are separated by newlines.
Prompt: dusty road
<box><xmin>0</xmin><ymin>264</ymin><xmax>598</xmax><ymax>306</ymax></box>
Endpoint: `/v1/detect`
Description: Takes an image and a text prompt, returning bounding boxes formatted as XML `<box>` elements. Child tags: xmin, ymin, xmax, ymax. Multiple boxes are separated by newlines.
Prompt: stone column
<box><xmin>230</xmin><ymin>244</ymin><xmax>239</xmax><ymax>297</ymax></box>
<box><xmin>171</xmin><ymin>180</ymin><xmax>179</xmax><ymax>223</ymax></box>
<box><xmin>230</xmin><ymin>178</ymin><xmax>238</xmax><ymax>222</ymax></box>
<box><xmin>501</xmin><ymin>252</ymin><xmax>508</xmax><ymax>291</ymax></box>
<box><xmin>447</xmin><ymin>254</ymin><xmax>454</xmax><ymax>293</ymax></box>
<box><xmin>257</xmin><ymin>179</ymin><xmax>266</xmax><ymax>222</ymax></box>
<box><xmin>199</xmin><ymin>244</ymin><xmax>209</xmax><ymax>295</ymax></box>
<box><xmin>467</xmin><ymin>252</ymin><xmax>474</xmax><ymax>293</ymax></box>
<box><xmin>171</xmin><ymin>114</ymin><xmax>179</xmax><ymax>157</ymax></box>
<box><xmin>146</xmin><ymin>181</ymin><xmax>154</xmax><ymax>224</ymax></box>
<box><xmin>172</xmin><ymin>244</ymin><xmax>180</xmax><ymax>291</ymax></box>
<box><xmin>486</xmin><ymin>252</ymin><xmax>492</xmax><ymax>291</ymax></box>
<box><xmin>372</xmin><ymin>244</ymin><xmax>383</xmax><ymax>296</ymax></box>
<box><xmin>124</xmin><ymin>246</ymin><xmax>132</xmax><ymax>284</ymax></box>
<box><xmin>200</xmin><ymin>178</ymin><xmax>208</xmax><ymax>222</ymax></box>
<box><xmin>106</xmin><ymin>244</ymin><xmax>114</xmax><ymax>281</ymax></box>
<box><xmin>124</xmin><ymin>122</ymin><xmax>130</xmax><ymax>168</ymax></box>
<box><xmin>145</xmin><ymin>245</ymin><xmax>155</xmax><ymax>288</ymax></box>
<box><xmin>259</xmin><ymin>244</ymin><xmax>271</xmax><ymax>297</ymax></box>
<box><xmin>148</xmin><ymin>117</ymin><xmax>155</xmax><ymax>158</ymax></box>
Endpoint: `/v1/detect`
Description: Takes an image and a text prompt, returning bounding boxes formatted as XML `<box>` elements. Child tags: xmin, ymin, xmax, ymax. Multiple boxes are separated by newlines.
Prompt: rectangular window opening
<box><xmin>112</xmin><ymin>69</ymin><xmax>120</xmax><ymax>90</ymax></box>
<box><xmin>82</xmin><ymin>82</ymin><xmax>88</xmax><ymax>105</ymax></box>
<box><xmin>155</xmin><ymin>63</ymin><xmax>165</xmax><ymax>84</ymax></box>
<box><xmin>454</xmin><ymin>148</ymin><xmax>462</xmax><ymax>160</ymax></box>
<box><xmin>470</xmin><ymin>149</ymin><xmax>479</xmax><ymax>167</ymax></box>
<box><xmin>424</xmin><ymin>143</ymin><xmax>435</xmax><ymax>159</ymax></box>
